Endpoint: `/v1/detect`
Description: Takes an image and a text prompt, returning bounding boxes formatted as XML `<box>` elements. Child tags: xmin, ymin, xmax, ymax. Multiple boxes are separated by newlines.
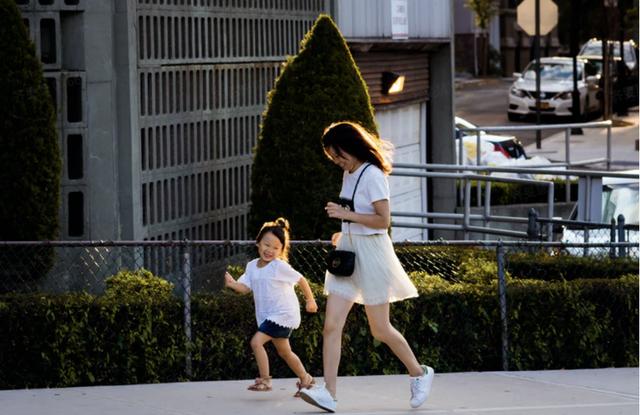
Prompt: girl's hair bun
<box><xmin>275</xmin><ymin>217</ymin><xmax>289</xmax><ymax>231</ymax></box>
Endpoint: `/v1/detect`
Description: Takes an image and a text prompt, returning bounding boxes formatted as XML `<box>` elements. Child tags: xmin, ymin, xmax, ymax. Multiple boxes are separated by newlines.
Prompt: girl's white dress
<box><xmin>324</xmin><ymin>163</ymin><xmax>418</xmax><ymax>305</ymax></box>
<box><xmin>238</xmin><ymin>258</ymin><xmax>303</xmax><ymax>329</ymax></box>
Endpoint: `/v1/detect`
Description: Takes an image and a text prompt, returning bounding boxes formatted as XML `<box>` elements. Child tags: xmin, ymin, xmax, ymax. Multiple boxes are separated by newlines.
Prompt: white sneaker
<box><xmin>299</xmin><ymin>384</ymin><xmax>337</xmax><ymax>413</ymax></box>
<box><xmin>410</xmin><ymin>365</ymin><xmax>434</xmax><ymax>408</ymax></box>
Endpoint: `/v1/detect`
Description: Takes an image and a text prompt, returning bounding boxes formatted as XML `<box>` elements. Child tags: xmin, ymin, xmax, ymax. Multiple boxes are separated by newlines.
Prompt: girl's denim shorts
<box><xmin>258</xmin><ymin>319</ymin><xmax>293</xmax><ymax>338</ymax></box>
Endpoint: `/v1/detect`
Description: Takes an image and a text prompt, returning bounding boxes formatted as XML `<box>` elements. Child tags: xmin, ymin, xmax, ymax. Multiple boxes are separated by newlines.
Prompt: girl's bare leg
<box><xmin>250</xmin><ymin>331</ymin><xmax>273</xmax><ymax>379</ymax></box>
<box><xmin>364</xmin><ymin>303</ymin><xmax>423</xmax><ymax>377</ymax></box>
<box><xmin>272</xmin><ymin>338</ymin><xmax>307</xmax><ymax>379</ymax></box>
<box><xmin>322</xmin><ymin>294</ymin><xmax>354</xmax><ymax>397</ymax></box>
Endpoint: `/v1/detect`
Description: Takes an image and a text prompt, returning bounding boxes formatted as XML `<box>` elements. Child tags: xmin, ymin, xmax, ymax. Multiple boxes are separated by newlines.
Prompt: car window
<box><xmin>523</xmin><ymin>63</ymin><xmax>582</xmax><ymax>80</ymax></box>
<box><xmin>580</xmin><ymin>40</ymin><xmax>637</xmax><ymax>68</ymax></box>
<box><xmin>601</xmin><ymin>184</ymin><xmax>639</xmax><ymax>225</ymax></box>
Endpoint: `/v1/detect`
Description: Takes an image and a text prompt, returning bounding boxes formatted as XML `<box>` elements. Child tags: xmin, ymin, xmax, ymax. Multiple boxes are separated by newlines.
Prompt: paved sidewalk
<box><xmin>1</xmin><ymin>368</ymin><xmax>637</xmax><ymax>415</ymax></box>
<box><xmin>524</xmin><ymin>108</ymin><xmax>639</xmax><ymax>169</ymax></box>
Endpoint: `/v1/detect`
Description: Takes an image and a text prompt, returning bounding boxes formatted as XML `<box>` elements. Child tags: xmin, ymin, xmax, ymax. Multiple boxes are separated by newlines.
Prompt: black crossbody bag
<box><xmin>326</xmin><ymin>163</ymin><xmax>372</xmax><ymax>277</ymax></box>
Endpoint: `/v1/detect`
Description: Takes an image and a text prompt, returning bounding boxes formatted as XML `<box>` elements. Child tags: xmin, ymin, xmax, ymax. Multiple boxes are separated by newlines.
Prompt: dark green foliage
<box><xmin>1</xmin><ymin>275</ymin><xmax>637</xmax><ymax>388</ymax></box>
<box><xmin>105</xmin><ymin>268</ymin><xmax>175</xmax><ymax>303</ymax></box>
<box><xmin>398</xmin><ymin>246</ymin><xmax>637</xmax><ymax>283</ymax></box>
<box><xmin>467</xmin><ymin>180</ymin><xmax>579</xmax><ymax>206</ymax></box>
<box><xmin>506</xmin><ymin>253</ymin><xmax>639</xmax><ymax>281</ymax></box>
<box><xmin>249</xmin><ymin>15</ymin><xmax>377</xmax><ymax>239</ymax></box>
<box><xmin>0</xmin><ymin>293</ymin><xmax>185</xmax><ymax>389</ymax></box>
<box><xmin>507</xmin><ymin>275</ymin><xmax>639</xmax><ymax>369</ymax></box>
<box><xmin>0</xmin><ymin>0</ymin><xmax>61</xmax><ymax>279</ymax></box>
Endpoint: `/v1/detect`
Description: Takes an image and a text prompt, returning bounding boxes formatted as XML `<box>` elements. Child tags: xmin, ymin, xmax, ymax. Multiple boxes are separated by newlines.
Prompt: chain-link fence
<box><xmin>1</xmin><ymin>239</ymin><xmax>637</xmax><ymax>379</ymax></box>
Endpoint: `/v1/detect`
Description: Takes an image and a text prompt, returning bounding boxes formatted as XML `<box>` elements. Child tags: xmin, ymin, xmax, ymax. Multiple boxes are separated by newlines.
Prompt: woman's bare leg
<box><xmin>364</xmin><ymin>303</ymin><xmax>423</xmax><ymax>377</ymax></box>
<box><xmin>323</xmin><ymin>294</ymin><xmax>354</xmax><ymax>397</ymax></box>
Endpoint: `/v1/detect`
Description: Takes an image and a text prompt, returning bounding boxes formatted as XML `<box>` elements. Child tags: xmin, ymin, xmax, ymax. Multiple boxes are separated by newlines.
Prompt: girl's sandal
<box><xmin>247</xmin><ymin>377</ymin><xmax>272</xmax><ymax>392</ymax></box>
<box><xmin>293</xmin><ymin>373</ymin><xmax>315</xmax><ymax>397</ymax></box>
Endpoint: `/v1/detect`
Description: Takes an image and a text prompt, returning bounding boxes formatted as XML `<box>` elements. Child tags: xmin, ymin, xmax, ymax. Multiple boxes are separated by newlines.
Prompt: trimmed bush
<box><xmin>0</xmin><ymin>293</ymin><xmax>185</xmax><ymax>389</ymax></box>
<box><xmin>249</xmin><ymin>15</ymin><xmax>377</xmax><ymax>239</ymax></box>
<box><xmin>105</xmin><ymin>268</ymin><xmax>175</xmax><ymax>303</ymax></box>
<box><xmin>0</xmin><ymin>0</ymin><xmax>61</xmax><ymax>282</ymax></box>
<box><xmin>1</xmin><ymin>275</ymin><xmax>636</xmax><ymax>388</ymax></box>
<box><xmin>506</xmin><ymin>253</ymin><xmax>639</xmax><ymax>281</ymax></box>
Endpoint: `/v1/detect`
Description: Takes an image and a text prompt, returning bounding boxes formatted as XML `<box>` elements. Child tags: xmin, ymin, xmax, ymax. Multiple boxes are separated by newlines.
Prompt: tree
<box><xmin>465</xmin><ymin>0</ymin><xmax>500</xmax><ymax>76</ymax></box>
<box><xmin>249</xmin><ymin>15</ymin><xmax>377</xmax><ymax>239</ymax></box>
<box><xmin>0</xmin><ymin>0</ymin><xmax>61</xmax><ymax>283</ymax></box>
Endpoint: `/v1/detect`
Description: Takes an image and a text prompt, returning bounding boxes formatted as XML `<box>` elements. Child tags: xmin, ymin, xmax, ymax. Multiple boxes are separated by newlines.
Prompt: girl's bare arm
<box><xmin>297</xmin><ymin>276</ymin><xmax>318</xmax><ymax>313</ymax></box>
<box><xmin>224</xmin><ymin>272</ymin><xmax>251</xmax><ymax>294</ymax></box>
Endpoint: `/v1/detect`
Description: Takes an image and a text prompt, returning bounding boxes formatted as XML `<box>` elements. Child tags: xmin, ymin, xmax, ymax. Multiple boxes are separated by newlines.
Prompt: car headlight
<box><xmin>510</xmin><ymin>87</ymin><xmax>527</xmax><ymax>98</ymax></box>
<box><xmin>555</xmin><ymin>91</ymin><xmax>572</xmax><ymax>100</ymax></box>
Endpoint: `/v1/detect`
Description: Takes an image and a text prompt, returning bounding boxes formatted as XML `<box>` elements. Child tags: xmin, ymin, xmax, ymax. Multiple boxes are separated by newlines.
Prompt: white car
<box><xmin>508</xmin><ymin>57</ymin><xmax>600</xmax><ymax>120</ymax></box>
<box><xmin>579</xmin><ymin>39</ymin><xmax>638</xmax><ymax>72</ymax></box>
<box><xmin>561</xmin><ymin>171</ymin><xmax>639</xmax><ymax>256</ymax></box>
<box><xmin>455</xmin><ymin>116</ymin><xmax>527</xmax><ymax>165</ymax></box>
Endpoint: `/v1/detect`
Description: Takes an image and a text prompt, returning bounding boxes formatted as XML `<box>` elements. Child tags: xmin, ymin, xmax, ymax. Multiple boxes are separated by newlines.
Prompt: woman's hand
<box><xmin>305</xmin><ymin>298</ymin><xmax>318</xmax><ymax>313</ymax></box>
<box><xmin>331</xmin><ymin>232</ymin><xmax>342</xmax><ymax>246</ymax></box>
<box><xmin>325</xmin><ymin>202</ymin><xmax>352</xmax><ymax>221</ymax></box>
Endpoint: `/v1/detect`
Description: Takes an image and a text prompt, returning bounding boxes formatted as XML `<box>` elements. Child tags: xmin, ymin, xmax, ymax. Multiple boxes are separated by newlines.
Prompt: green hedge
<box><xmin>396</xmin><ymin>246</ymin><xmax>638</xmax><ymax>282</ymax></box>
<box><xmin>1</xmin><ymin>275</ymin><xmax>637</xmax><ymax>389</ymax></box>
<box><xmin>466</xmin><ymin>180</ymin><xmax>578</xmax><ymax>206</ymax></box>
<box><xmin>505</xmin><ymin>253</ymin><xmax>639</xmax><ymax>281</ymax></box>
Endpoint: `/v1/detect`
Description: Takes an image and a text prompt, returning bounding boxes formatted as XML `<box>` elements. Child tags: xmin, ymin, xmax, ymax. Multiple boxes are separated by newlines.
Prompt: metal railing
<box><xmin>457</xmin><ymin>120</ymin><xmax>613</xmax><ymax>170</ymax></box>
<box><xmin>390</xmin><ymin>162</ymin><xmax>638</xmax><ymax>241</ymax></box>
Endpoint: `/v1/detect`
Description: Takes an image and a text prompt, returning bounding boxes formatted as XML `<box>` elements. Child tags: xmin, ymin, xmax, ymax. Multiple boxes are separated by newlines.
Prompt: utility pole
<box><xmin>603</xmin><ymin>0</ymin><xmax>617</xmax><ymax>121</ymax></box>
<box><xmin>570</xmin><ymin>0</ymin><xmax>583</xmax><ymax>134</ymax></box>
<box><xmin>535</xmin><ymin>0</ymin><xmax>542</xmax><ymax>148</ymax></box>
<box><xmin>617</xmin><ymin>0</ymin><xmax>628</xmax><ymax>116</ymax></box>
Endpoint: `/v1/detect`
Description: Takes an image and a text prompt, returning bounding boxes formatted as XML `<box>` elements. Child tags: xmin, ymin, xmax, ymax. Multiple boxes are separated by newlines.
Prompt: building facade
<box><xmin>17</xmin><ymin>0</ymin><xmax>454</xmax><ymax>243</ymax></box>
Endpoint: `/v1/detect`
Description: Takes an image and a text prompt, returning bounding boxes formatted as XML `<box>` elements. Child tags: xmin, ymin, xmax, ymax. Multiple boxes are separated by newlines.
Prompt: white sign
<box><xmin>391</xmin><ymin>0</ymin><xmax>408</xmax><ymax>40</ymax></box>
<box><xmin>517</xmin><ymin>0</ymin><xmax>558</xmax><ymax>36</ymax></box>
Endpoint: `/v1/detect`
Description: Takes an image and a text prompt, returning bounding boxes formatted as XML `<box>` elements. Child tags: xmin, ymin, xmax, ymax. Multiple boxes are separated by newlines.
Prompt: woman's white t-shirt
<box><xmin>340</xmin><ymin>163</ymin><xmax>390</xmax><ymax>235</ymax></box>
<box><xmin>237</xmin><ymin>258</ymin><xmax>303</xmax><ymax>329</ymax></box>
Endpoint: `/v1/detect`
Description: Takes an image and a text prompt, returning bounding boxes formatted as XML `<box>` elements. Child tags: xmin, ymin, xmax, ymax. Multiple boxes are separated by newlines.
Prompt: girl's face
<box><xmin>326</xmin><ymin>146</ymin><xmax>362</xmax><ymax>173</ymax></box>
<box><xmin>256</xmin><ymin>231</ymin><xmax>284</xmax><ymax>263</ymax></box>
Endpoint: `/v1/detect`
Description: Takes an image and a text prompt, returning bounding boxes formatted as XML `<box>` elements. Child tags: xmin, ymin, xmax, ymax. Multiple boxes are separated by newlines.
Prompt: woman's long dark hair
<box><xmin>322</xmin><ymin>121</ymin><xmax>393</xmax><ymax>175</ymax></box>
<box><xmin>256</xmin><ymin>217</ymin><xmax>291</xmax><ymax>261</ymax></box>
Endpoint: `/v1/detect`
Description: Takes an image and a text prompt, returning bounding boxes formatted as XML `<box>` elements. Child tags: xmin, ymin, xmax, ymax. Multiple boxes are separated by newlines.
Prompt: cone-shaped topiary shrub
<box><xmin>249</xmin><ymin>14</ymin><xmax>377</xmax><ymax>239</ymax></box>
<box><xmin>0</xmin><ymin>0</ymin><xmax>61</xmax><ymax>283</ymax></box>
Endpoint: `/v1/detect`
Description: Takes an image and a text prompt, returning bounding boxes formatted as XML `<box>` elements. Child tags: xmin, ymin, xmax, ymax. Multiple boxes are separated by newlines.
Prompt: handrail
<box><xmin>457</xmin><ymin>120</ymin><xmax>612</xmax><ymax>132</ymax></box>
<box><xmin>393</xmin><ymin>162</ymin><xmax>639</xmax><ymax>179</ymax></box>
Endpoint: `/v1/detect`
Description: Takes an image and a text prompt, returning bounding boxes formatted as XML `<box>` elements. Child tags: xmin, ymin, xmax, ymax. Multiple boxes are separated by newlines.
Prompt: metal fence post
<box><xmin>617</xmin><ymin>214</ymin><xmax>627</xmax><ymax>257</ymax></box>
<box><xmin>610</xmin><ymin>218</ymin><xmax>617</xmax><ymax>258</ymax></box>
<box><xmin>476</xmin><ymin>130</ymin><xmax>482</xmax><ymax>208</ymax></box>
<box><xmin>527</xmin><ymin>208</ymin><xmax>539</xmax><ymax>240</ymax></box>
<box><xmin>183</xmin><ymin>249</ymin><xmax>193</xmax><ymax>378</ymax></box>
<box><xmin>496</xmin><ymin>243</ymin><xmax>509</xmax><ymax>371</ymax></box>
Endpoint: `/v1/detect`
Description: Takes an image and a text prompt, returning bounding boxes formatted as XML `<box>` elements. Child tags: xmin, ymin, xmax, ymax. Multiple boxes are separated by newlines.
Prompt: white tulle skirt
<box><xmin>324</xmin><ymin>232</ymin><xmax>418</xmax><ymax>305</ymax></box>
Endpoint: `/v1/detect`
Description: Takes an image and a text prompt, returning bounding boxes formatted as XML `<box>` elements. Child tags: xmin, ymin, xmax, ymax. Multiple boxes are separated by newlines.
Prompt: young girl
<box><xmin>299</xmin><ymin>121</ymin><xmax>434</xmax><ymax>412</ymax></box>
<box><xmin>224</xmin><ymin>217</ymin><xmax>318</xmax><ymax>397</ymax></box>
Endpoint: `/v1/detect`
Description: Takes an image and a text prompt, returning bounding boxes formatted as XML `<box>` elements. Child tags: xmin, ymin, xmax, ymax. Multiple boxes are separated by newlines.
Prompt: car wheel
<box><xmin>508</xmin><ymin>112</ymin><xmax>519</xmax><ymax>122</ymax></box>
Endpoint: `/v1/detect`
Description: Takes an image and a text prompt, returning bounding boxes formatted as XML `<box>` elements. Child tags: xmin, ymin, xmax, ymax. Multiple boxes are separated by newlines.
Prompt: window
<box><xmin>40</xmin><ymin>18</ymin><xmax>57</xmax><ymax>64</ymax></box>
<box><xmin>68</xmin><ymin>191</ymin><xmax>84</xmax><ymax>237</ymax></box>
<box><xmin>67</xmin><ymin>134</ymin><xmax>83</xmax><ymax>179</ymax></box>
<box><xmin>66</xmin><ymin>76</ymin><xmax>82</xmax><ymax>122</ymax></box>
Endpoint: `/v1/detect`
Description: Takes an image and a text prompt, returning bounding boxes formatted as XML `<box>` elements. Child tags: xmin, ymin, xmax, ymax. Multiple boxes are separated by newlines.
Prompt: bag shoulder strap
<box><xmin>350</xmin><ymin>163</ymin><xmax>372</xmax><ymax>211</ymax></box>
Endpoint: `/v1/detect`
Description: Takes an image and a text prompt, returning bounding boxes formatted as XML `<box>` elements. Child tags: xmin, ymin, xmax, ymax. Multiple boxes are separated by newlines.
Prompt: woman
<box><xmin>299</xmin><ymin>122</ymin><xmax>434</xmax><ymax>413</ymax></box>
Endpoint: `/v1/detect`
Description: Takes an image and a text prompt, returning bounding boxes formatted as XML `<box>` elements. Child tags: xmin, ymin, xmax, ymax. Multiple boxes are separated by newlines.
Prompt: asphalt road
<box><xmin>455</xmin><ymin>78</ymin><xmax>574</xmax><ymax>147</ymax></box>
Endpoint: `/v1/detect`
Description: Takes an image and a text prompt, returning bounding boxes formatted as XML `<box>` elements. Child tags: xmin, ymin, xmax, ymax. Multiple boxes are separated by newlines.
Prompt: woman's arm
<box><xmin>297</xmin><ymin>276</ymin><xmax>318</xmax><ymax>313</ymax></box>
<box><xmin>224</xmin><ymin>272</ymin><xmax>251</xmax><ymax>294</ymax></box>
<box><xmin>325</xmin><ymin>199</ymin><xmax>390</xmax><ymax>230</ymax></box>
